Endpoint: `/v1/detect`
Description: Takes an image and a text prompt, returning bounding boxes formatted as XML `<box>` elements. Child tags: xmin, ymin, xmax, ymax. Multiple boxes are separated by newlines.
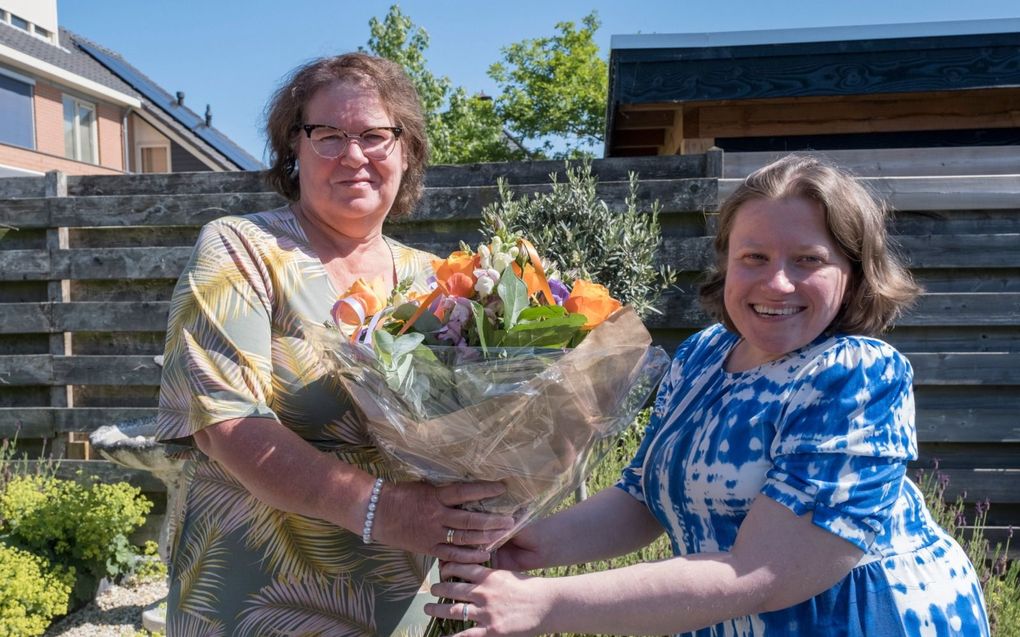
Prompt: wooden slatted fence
<box><xmin>1</xmin><ymin>150</ymin><xmax>1017</xmax><ymax>551</ymax></box>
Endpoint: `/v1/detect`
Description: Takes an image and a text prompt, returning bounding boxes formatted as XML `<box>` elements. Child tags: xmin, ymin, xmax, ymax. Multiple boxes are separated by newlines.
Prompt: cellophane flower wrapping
<box><xmin>311</xmin><ymin>306</ymin><xmax>668</xmax><ymax>551</ymax></box>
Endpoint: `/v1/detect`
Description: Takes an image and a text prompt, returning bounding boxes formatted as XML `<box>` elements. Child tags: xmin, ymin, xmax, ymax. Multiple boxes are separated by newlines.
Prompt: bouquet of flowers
<box><xmin>310</xmin><ymin>225</ymin><xmax>669</xmax><ymax>551</ymax></box>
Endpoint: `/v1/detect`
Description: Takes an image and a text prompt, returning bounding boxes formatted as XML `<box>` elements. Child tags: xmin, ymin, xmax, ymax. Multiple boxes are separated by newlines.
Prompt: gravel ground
<box><xmin>43</xmin><ymin>579</ymin><xmax>168</xmax><ymax>637</ymax></box>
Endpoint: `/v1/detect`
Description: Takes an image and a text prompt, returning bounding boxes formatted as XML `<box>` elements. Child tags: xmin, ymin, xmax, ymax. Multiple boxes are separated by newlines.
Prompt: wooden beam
<box><xmin>723</xmin><ymin>145</ymin><xmax>1020</xmax><ymax>178</ymax></box>
<box><xmin>613</xmin><ymin>109</ymin><xmax>676</xmax><ymax>130</ymax></box>
<box><xmin>693</xmin><ymin>90</ymin><xmax>1020</xmax><ymax>138</ymax></box>
<box><xmin>0</xmin><ymin>407</ymin><xmax>159</xmax><ymax>438</ymax></box>
<box><xmin>0</xmin><ymin>355</ymin><xmax>162</xmax><ymax>385</ymax></box>
<box><xmin>719</xmin><ymin>174</ymin><xmax>1020</xmax><ymax>209</ymax></box>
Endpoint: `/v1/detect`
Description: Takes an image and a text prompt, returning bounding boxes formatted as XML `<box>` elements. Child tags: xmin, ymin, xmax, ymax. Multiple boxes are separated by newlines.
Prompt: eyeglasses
<box><xmin>299</xmin><ymin>124</ymin><xmax>403</xmax><ymax>160</ymax></box>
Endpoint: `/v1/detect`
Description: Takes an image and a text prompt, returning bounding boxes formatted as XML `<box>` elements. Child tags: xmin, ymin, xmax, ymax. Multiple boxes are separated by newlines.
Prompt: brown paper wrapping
<box><xmin>326</xmin><ymin>306</ymin><xmax>667</xmax><ymax>549</ymax></box>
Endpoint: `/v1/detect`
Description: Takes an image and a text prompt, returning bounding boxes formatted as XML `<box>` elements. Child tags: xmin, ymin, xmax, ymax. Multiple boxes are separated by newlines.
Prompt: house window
<box><xmin>10</xmin><ymin>14</ymin><xmax>28</xmax><ymax>31</ymax></box>
<box><xmin>0</xmin><ymin>70</ymin><xmax>35</xmax><ymax>149</ymax></box>
<box><xmin>139</xmin><ymin>144</ymin><xmax>170</xmax><ymax>173</ymax></box>
<box><xmin>63</xmin><ymin>95</ymin><xmax>98</xmax><ymax>163</ymax></box>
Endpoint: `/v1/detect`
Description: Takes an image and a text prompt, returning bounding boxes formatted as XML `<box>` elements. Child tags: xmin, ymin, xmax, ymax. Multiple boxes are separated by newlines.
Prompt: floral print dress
<box><xmin>156</xmin><ymin>207</ymin><xmax>437</xmax><ymax>636</ymax></box>
<box><xmin>617</xmin><ymin>324</ymin><xmax>990</xmax><ymax>637</ymax></box>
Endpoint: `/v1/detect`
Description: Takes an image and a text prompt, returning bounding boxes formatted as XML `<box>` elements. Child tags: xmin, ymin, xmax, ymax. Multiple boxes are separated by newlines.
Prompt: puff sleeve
<box><xmin>760</xmin><ymin>338</ymin><xmax>917</xmax><ymax>551</ymax></box>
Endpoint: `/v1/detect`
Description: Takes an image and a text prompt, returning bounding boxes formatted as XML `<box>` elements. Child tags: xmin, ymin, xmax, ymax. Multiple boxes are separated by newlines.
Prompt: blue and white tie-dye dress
<box><xmin>617</xmin><ymin>324</ymin><xmax>989</xmax><ymax>637</ymax></box>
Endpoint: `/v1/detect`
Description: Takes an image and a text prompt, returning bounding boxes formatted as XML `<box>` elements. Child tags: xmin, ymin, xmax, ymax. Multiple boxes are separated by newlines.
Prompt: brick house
<box><xmin>0</xmin><ymin>0</ymin><xmax>261</xmax><ymax>177</ymax></box>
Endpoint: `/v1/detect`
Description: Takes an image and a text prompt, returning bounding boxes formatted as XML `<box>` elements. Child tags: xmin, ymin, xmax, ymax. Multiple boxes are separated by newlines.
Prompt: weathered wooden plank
<box><xmin>54</xmin><ymin>246</ymin><xmax>194</xmax><ymax>280</ymax></box>
<box><xmin>916</xmin><ymin>409</ymin><xmax>1020</xmax><ymax>444</ymax></box>
<box><xmin>1</xmin><ymin>179</ymin><xmax>718</xmax><ymax>228</ymax></box>
<box><xmin>411</xmin><ymin>179</ymin><xmax>719</xmax><ymax>221</ymax></box>
<box><xmin>0</xmin><ymin>407</ymin><xmax>159</xmax><ymax>438</ymax></box>
<box><xmin>0</xmin><ymin>249</ymin><xmax>50</xmax><ymax>280</ymax></box>
<box><xmin>54</xmin><ymin>302</ymin><xmax>171</xmax><ymax>332</ymax></box>
<box><xmin>425</xmin><ymin>154</ymin><xmax>713</xmax><ymax>187</ymax></box>
<box><xmin>903</xmin><ymin>293</ymin><xmax>1020</xmax><ymax>327</ymax></box>
<box><xmin>0</xmin><ymin>354</ymin><xmax>51</xmax><ymax>384</ymax></box>
<box><xmin>0</xmin><ymin>247</ymin><xmax>194</xmax><ymax>282</ymax></box>
<box><xmin>0</xmin><ymin>302</ymin><xmax>170</xmax><ymax>333</ymax></box>
<box><xmin>70</xmin><ymin>171</ymin><xmax>271</xmax><ymax>197</ymax></box>
<box><xmin>654</xmin><ymin>234</ymin><xmax>1020</xmax><ymax>274</ymax></box>
<box><xmin>0</xmin><ymin>175</ymin><xmax>47</xmax><ymax>198</ymax></box>
<box><xmin>0</xmin><ymin>355</ymin><xmax>162</xmax><ymax>385</ymax></box>
<box><xmin>644</xmin><ymin>292</ymin><xmax>1020</xmax><ymax>329</ymax></box>
<box><xmin>12</xmin><ymin>459</ymin><xmax>166</xmax><ymax>492</ymax></box>
<box><xmin>0</xmin><ymin>351</ymin><xmax>1010</xmax><ymax>388</ymax></box>
<box><xmin>2</xmin><ymin>291</ymin><xmax>1015</xmax><ymax>336</ymax></box>
<box><xmin>930</xmin><ymin>468</ymin><xmax>1020</xmax><ymax>504</ymax></box>
<box><xmin>718</xmin><ymin>175</ymin><xmax>1020</xmax><ymax>211</ymax></box>
<box><xmin>898</xmin><ymin>234</ymin><xmax>1020</xmax><ymax>269</ymax></box>
<box><xmin>0</xmin><ymin>302</ymin><xmax>51</xmax><ymax>333</ymax></box>
<box><xmin>885</xmin><ymin>326</ymin><xmax>1020</xmax><ymax>354</ymax></box>
<box><xmin>61</xmin><ymin>156</ymin><xmax>717</xmax><ymax>196</ymax></box>
<box><xmin>724</xmin><ymin>146</ymin><xmax>1020</xmax><ymax>179</ymax></box>
<box><xmin>1</xmin><ymin>404</ymin><xmax>1013</xmax><ymax>443</ymax></box>
<box><xmin>907</xmin><ymin>352</ymin><xmax>1020</xmax><ymax>386</ymax></box>
<box><xmin>0</xmin><ymin>192</ymin><xmax>287</xmax><ymax>229</ymax></box>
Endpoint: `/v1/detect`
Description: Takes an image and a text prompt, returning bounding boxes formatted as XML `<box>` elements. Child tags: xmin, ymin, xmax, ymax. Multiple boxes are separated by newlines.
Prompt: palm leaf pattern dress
<box><xmin>618</xmin><ymin>324</ymin><xmax>990</xmax><ymax>636</ymax></box>
<box><xmin>156</xmin><ymin>207</ymin><xmax>438</xmax><ymax>637</ymax></box>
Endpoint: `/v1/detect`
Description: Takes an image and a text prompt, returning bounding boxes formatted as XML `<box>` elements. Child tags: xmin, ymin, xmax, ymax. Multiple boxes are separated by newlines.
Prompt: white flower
<box><xmin>475</xmin><ymin>276</ymin><xmax>495</xmax><ymax>296</ymax></box>
<box><xmin>478</xmin><ymin>244</ymin><xmax>492</xmax><ymax>269</ymax></box>
<box><xmin>473</xmin><ymin>268</ymin><xmax>500</xmax><ymax>296</ymax></box>
<box><xmin>491</xmin><ymin>252</ymin><xmax>513</xmax><ymax>273</ymax></box>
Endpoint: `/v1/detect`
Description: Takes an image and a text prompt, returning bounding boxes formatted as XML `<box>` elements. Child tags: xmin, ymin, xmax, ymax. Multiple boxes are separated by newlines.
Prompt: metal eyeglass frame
<box><xmin>299</xmin><ymin>124</ymin><xmax>403</xmax><ymax>160</ymax></box>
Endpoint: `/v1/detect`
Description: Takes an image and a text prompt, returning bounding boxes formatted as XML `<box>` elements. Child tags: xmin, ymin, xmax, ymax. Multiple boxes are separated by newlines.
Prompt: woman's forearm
<box><xmin>521</xmin><ymin>488</ymin><xmax>664</xmax><ymax>568</ymax></box>
<box><xmin>194</xmin><ymin>417</ymin><xmax>374</xmax><ymax>532</ymax></box>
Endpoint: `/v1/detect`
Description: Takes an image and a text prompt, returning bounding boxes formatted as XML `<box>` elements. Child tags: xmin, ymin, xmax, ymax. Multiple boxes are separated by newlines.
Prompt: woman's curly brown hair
<box><xmin>263</xmin><ymin>52</ymin><xmax>428</xmax><ymax>218</ymax></box>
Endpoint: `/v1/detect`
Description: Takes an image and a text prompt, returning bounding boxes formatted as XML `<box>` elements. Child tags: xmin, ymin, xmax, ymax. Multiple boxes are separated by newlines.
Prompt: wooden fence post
<box><xmin>43</xmin><ymin>171</ymin><xmax>78</xmax><ymax>458</ymax></box>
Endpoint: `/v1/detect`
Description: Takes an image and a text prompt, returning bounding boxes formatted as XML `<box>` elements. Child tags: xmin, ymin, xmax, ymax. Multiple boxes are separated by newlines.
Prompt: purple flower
<box><xmin>549</xmin><ymin>278</ymin><xmax>570</xmax><ymax>305</ymax></box>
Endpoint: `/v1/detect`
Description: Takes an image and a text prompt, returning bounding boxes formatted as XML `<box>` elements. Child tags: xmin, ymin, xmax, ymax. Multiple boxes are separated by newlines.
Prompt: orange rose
<box><xmin>332</xmin><ymin>278</ymin><xmax>387</xmax><ymax>325</ymax></box>
<box><xmin>563</xmin><ymin>280</ymin><xmax>622</xmax><ymax>330</ymax></box>
<box><xmin>445</xmin><ymin>272</ymin><xmax>476</xmax><ymax>298</ymax></box>
<box><xmin>512</xmin><ymin>262</ymin><xmax>544</xmax><ymax>298</ymax></box>
<box><xmin>432</xmin><ymin>251</ymin><xmax>480</xmax><ymax>293</ymax></box>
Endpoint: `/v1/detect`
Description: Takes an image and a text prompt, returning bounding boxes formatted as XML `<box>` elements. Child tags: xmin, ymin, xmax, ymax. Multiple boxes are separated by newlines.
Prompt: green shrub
<box><xmin>480</xmin><ymin>161</ymin><xmax>677</xmax><ymax>318</ymax></box>
<box><xmin>0</xmin><ymin>474</ymin><xmax>152</xmax><ymax>610</ymax></box>
<box><xmin>0</xmin><ymin>543</ymin><xmax>73</xmax><ymax>637</ymax></box>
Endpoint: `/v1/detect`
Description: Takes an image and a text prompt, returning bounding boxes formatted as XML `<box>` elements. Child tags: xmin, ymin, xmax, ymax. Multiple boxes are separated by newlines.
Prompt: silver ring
<box><xmin>461</xmin><ymin>603</ymin><xmax>470</xmax><ymax>622</ymax></box>
<box><xmin>446</xmin><ymin>528</ymin><xmax>456</xmax><ymax>544</ymax></box>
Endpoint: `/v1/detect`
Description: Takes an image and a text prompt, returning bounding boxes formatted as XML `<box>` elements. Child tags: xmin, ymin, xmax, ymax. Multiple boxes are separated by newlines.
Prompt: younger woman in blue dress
<box><xmin>425</xmin><ymin>154</ymin><xmax>991</xmax><ymax>636</ymax></box>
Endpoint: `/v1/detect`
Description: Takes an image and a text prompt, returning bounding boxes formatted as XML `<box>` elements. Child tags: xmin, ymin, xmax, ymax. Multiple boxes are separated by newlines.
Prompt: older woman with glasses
<box><xmin>156</xmin><ymin>53</ymin><xmax>513</xmax><ymax>636</ymax></box>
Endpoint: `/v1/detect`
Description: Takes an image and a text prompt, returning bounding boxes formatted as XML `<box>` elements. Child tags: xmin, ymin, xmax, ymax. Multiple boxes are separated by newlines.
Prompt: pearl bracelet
<box><xmin>361</xmin><ymin>477</ymin><xmax>384</xmax><ymax>544</ymax></box>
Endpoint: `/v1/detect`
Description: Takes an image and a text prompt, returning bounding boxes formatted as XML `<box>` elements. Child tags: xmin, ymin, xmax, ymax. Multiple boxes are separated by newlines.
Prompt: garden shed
<box><xmin>605</xmin><ymin>18</ymin><xmax>1020</xmax><ymax>164</ymax></box>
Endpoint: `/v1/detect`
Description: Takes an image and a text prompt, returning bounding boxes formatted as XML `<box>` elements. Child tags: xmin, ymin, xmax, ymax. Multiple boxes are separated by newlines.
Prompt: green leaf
<box><xmin>516</xmin><ymin>305</ymin><xmax>568</xmax><ymax>323</ymax></box>
<box><xmin>391</xmin><ymin>302</ymin><xmax>442</xmax><ymax>334</ymax></box>
<box><xmin>470</xmin><ymin>301</ymin><xmax>491</xmax><ymax>353</ymax></box>
<box><xmin>499</xmin><ymin>313</ymin><xmax>586</xmax><ymax>348</ymax></box>
<box><xmin>391</xmin><ymin>332</ymin><xmax>426</xmax><ymax>359</ymax></box>
<box><xmin>497</xmin><ymin>268</ymin><xmax>529</xmax><ymax>330</ymax></box>
<box><xmin>372</xmin><ymin>330</ymin><xmax>394</xmax><ymax>366</ymax></box>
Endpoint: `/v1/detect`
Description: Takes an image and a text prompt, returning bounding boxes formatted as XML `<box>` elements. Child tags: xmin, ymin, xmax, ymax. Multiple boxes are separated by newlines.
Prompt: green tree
<box><xmin>364</xmin><ymin>5</ymin><xmax>526</xmax><ymax>164</ymax></box>
<box><xmin>489</xmin><ymin>12</ymin><xmax>608</xmax><ymax>158</ymax></box>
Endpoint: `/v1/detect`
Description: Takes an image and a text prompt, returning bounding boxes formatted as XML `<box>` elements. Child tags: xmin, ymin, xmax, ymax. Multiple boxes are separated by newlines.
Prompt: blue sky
<box><xmin>58</xmin><ymin>0</ymin><xmax>1020</xmax><ymax>164</ymax></box>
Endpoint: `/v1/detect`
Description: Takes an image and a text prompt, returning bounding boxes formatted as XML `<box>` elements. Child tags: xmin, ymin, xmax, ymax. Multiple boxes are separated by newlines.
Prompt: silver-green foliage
<box><xmin>481</xmin><ymin>162</ymin><xmax>676</xmax><ymax>318</ymax></box>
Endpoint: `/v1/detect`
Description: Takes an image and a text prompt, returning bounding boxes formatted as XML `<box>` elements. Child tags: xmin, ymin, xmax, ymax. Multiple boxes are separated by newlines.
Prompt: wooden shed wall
<box><xmin>0</xmin><ymin>151</ymin><xmax>1017</xmax><ymax>549</ymax></box>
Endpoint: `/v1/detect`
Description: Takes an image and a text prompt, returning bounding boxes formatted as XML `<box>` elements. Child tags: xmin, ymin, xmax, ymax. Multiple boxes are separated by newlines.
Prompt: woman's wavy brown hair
<box><xmin>263</xmin><ymin>52</ymin><xmax>428</xmax><ymax>217</ymax></box>
<box><xmin>699</xmin><ymin>154</ymin><xmax>921</xmax><ymax>337</ymax></box>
